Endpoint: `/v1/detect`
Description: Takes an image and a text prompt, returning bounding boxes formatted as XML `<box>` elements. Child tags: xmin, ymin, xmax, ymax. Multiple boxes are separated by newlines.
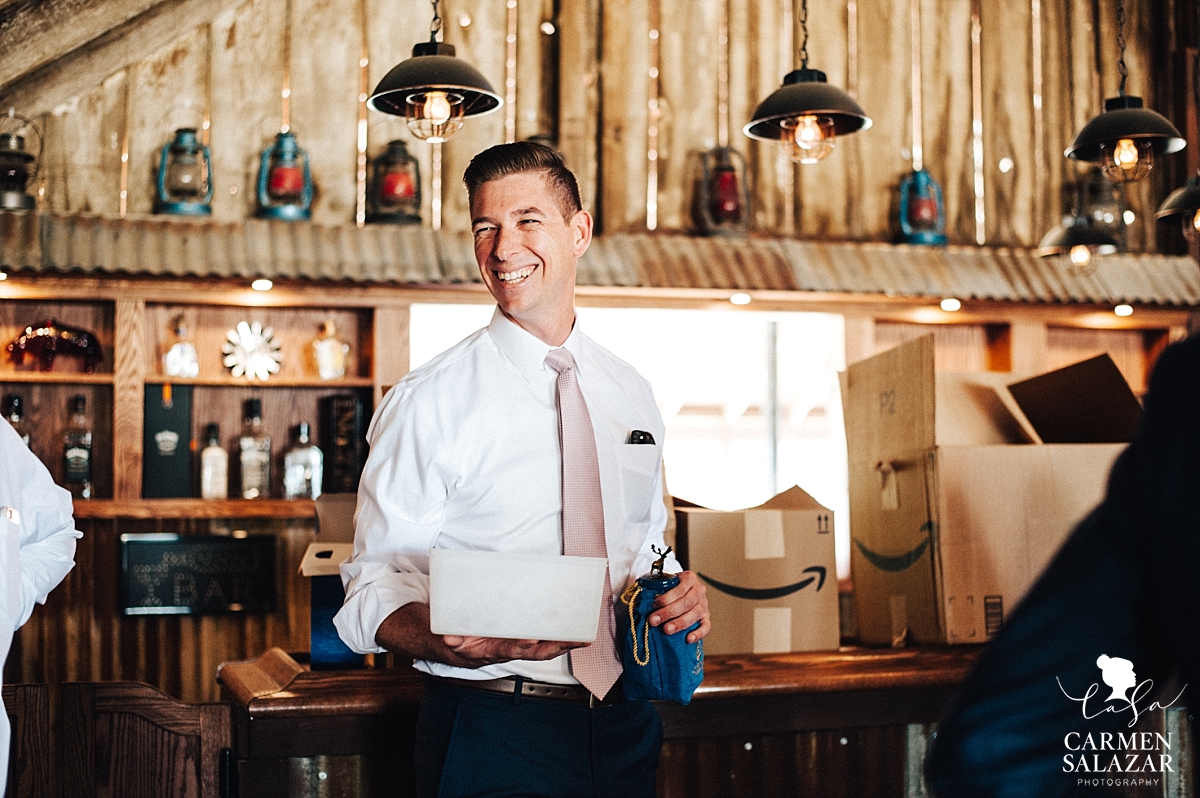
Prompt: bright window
<box><xmin>409</xmin><ymin>304</ymin><xmax>851</xmax><ymax>578</ymax></box>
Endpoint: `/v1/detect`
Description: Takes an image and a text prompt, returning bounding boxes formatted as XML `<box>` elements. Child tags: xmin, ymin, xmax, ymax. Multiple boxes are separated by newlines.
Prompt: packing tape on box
<box><xmin>877</xmin><ymin>461</ymin><xmax>899</xmax><ymax>511</ymax></box>
<box><xmin>753</xmin><ymin>606</ymin><xmax>792</xmax><ymax>653</ymax></box>
<box><xmin>744</xmin><ymin>510</ymin><xmax>786</xmax><ymax>559</ymax></box>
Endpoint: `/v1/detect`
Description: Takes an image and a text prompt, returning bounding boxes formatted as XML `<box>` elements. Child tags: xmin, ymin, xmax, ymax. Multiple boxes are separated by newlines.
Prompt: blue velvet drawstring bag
<box><xmin>616</xmin><ymin>548</ymin><xmax>704</xmax><ymax>705</ymax></box>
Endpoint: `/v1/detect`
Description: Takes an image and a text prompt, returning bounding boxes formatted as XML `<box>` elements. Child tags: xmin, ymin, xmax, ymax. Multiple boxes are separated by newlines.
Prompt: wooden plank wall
<box><xmin>3</xmin><ymin>516</ymin><xmax>315</xmax><ymax>704</ymax></box>
<box><xmin>20</xmin><ymin>0</ymin><xmax>1172</xmax><ymax>250</ymax></box>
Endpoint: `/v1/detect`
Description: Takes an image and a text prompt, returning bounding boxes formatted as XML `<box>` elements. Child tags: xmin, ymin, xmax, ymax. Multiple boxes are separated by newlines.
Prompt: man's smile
<box><xmin>495</xmin><ymin>265</ymin><xmax>538</xmax><ymax>284</ymax></box>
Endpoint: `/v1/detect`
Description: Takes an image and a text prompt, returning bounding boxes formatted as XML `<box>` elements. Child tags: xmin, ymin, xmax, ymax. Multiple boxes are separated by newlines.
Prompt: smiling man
<box><xmin>335</xmin><ymin>141</ymin><xmax>709</xmax><ymax>798</ymax></box>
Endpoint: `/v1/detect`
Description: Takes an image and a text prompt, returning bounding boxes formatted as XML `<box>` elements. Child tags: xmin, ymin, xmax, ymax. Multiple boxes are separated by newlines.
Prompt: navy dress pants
<box><xmin>415</xmin><ymin>675</ymin><xmax>663</xmax><ymax>798</ymax></box>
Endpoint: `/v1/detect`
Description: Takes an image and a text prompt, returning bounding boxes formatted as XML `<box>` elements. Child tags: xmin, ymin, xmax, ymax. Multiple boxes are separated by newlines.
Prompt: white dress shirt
<box><xmin>335</xmin><ymin>308</ymin><xmax>676</xmax><ymax>684</ymax></box>
<box><xmin>0</xmin><ymin>416</ymin><xmax>81</xmax><ymax>797</ymax></box>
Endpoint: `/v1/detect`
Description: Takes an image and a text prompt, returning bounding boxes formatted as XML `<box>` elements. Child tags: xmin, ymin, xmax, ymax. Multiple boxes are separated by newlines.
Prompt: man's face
<box><xmin>471</xmin><ymin>171</ymin><xmax>592</xmax><ymax>343</ymax></box>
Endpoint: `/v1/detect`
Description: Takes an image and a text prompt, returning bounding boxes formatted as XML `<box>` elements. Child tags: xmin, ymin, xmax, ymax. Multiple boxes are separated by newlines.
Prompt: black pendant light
<box><xmin>1065</xmin><ymin>0</ymin><xmax>1184</xmax><ymax>183</ymax></box>
<box><xmin>367</xmin><ymin>0</ymin><xmax>502</xmax><ymax>143</ymax></box>
<box><xmin>1156</xmin><ymin>175</ymin><xmax>1200</xmax><ymax>243</ymax></box>
<box><xmin>1037</xmin><ymin>216</ymin><xmax>1119</xmax><ymax>269</ymax></box>
<box><xmin>1037</xmin><ymin>176</ymin><xmax>1119</xmax><ymax>270</ymax></box>
<box><xmin>743</xmin><ymin>0</ymin><xmax>870</xmax><ymax>164</ymax></box>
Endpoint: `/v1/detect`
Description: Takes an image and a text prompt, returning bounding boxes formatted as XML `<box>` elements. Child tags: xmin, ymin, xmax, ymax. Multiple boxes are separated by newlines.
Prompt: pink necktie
<box><xmin>545</xmin><ymin>347</ymin><xmax>622</xmax><ymax>699</ymax></box>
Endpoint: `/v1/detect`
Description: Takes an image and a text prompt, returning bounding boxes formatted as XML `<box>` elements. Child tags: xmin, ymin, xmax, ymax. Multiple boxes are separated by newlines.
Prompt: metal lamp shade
<box><xmin>368</xmin><ymin>42</ymin><xmax>502</xmax><ymax>119</ymax></box>
<box><xmin>1156</xmin><ymin>175</ymin><xmax>1200</xmax><ymax>219</ymax></box>
<box><xmin>743</xmin><ymin>69</ymin><xmax>872</xmax><ymax>142</ymax></box>
<box><xmin>1036</xmin><ymin>218</ymin><xmax>1119</xmax><ymax>258</ymax></box>
<box><xmin>1065</xmin><ymin>96</ymin><xmax>1185</xmax><ymax>162</ymax></box>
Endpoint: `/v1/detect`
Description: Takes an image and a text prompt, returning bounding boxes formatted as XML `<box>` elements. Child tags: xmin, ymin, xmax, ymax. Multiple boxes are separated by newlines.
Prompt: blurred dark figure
<box><xmin>927</xmin><ymin>333</ymin><xmax>1200</xmax><ymax>798</ymax></box>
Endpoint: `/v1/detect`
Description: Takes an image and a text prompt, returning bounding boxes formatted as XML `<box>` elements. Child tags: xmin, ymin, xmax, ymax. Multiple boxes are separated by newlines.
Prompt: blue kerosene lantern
<box><xmin>257</xmin><ymin>131</ymin><xmax>312</xmax><ymax>221</ymax></box>
<box><xmin>155</xmin><ymin>128</ymin><xmax>212</xmax><ymax>216</ymax></box>
<box><xmin>898</xmin><ymin>167</ymin><xmax>948</xmax><ymax>245</ymax></box>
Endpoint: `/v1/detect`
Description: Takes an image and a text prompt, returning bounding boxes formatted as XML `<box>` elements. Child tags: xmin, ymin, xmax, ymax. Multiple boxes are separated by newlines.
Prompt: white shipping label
<box><xmin>752</xmin><ymin>607</ymin><xmax>793</xmax><ymax>653</ymax></box>
<box><xmin>743</xmin><ymin>510</ymin><xmax>786</xmax><ymax>559</ymax></box>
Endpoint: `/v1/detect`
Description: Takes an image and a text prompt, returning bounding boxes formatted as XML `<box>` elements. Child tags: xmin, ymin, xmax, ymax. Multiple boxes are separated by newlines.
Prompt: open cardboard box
<box><xmin>841</xmin><ymin>335</ymin><xmax>1139</xmax><ymax>646</ymax></box>
<box><xmin>674</xmin><ymin>486</ymin><xmax>839</xmax><ymax>655</ymax></box>
<box><xmin>300</xmin><ymin>493</ymin><xmax>360</xmax><ymax>668</ymax></box>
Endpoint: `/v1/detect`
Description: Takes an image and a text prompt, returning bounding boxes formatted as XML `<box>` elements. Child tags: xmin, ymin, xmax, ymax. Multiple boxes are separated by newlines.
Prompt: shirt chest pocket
<box><xmin>613</xmin><ymin>444</ymin><xmax>661</xmax><ymax>524</ymax></box>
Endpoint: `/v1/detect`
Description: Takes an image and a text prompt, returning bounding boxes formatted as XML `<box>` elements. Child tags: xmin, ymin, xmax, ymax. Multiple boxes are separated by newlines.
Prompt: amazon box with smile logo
<box><xmin>842</xmin><ymin>334</ymin><xmax>1137</xmax><ymax>646</ymax></box>
<box><xmin>674</xmin><ymin>486</ymin><xmax>839</xmax><ymax>655</ymax></box>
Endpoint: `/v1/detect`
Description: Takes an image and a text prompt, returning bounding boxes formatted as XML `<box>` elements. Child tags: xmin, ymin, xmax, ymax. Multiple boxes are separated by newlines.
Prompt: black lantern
<box><xmin>696</xmin><ymin>147</ymin><xmax>749</xmax><ymax>236</ymax></box>
<box><xmin>367</xmin><ymin>140</ymin><xmax>421</xmax><ymax>224</ymax></box>
<box><xmin>367</xmin><ymin>0</ymin><xmax>501</xmax><ymax>143</ymax></box>
<box><xmin>256</xmin><ymin>131</ymin><xmax>313</xmax><ymax>221</ymax></box>
<box><xmin>155</xmin><ymin>128</ymin><xmax>212</xmax><ymax>216</ymax></box>
<box><xmin>0</xmin><ymin>113</ymin><xmax>41</xmax><ymax>211</ymax></box>
<box><xmin>1065</xmin><ymin>0</ymin><xmax>1184</xmax><ymax>183</ymax></box>
<box><xmin>743</xmin><ymin>0</ymin><xmax>870</xmax><ymax>164</ymax></box>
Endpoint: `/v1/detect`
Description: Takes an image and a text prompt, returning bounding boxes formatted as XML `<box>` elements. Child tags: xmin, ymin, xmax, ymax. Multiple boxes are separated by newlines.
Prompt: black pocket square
<box><xmin>628</xmin><ymin>430</ymin><xmax>655</xmax><ymax>445</ymax></box>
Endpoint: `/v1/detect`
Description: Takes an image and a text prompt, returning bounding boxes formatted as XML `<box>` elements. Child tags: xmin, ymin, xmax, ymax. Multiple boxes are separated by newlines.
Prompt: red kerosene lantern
<box><xmin>366</xmin><ymin>140</ymin><xmax>421</xmax><ymax>224</ymax></box>
<box><xmin>696</xmin><ymin>147</ymin><xmax>750</xmax><ymax>236</ymax></box>
<box><xmin>256</xmin><ymin>131</ymin><xmax>313</xmax><ymax>221</ymax></box>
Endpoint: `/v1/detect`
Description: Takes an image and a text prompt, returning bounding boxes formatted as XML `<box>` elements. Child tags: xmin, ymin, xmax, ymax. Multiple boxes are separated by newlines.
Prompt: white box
<box><xmin>429</xmin><ymin>549</ymin><xmax>608</xmax><ymax>642</ymax></box>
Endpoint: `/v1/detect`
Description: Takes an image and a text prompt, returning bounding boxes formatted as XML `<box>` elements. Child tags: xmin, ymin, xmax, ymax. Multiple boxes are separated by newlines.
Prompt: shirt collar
<box><xmin>488</xmin><ymin>307</ymin><xmax>586</xmax><ymax>384</ymax></box>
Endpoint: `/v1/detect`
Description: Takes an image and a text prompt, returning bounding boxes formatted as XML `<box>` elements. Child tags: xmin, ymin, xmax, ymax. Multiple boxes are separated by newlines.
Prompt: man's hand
<box><xmin>375</xmin><ymin>602</ymin><xmax>587</xmax><ymax>669</ymax></box>
<box><xmin>441</xmin><ymin>635</ymin><xmax>584</xmax><ymax>667</ymax></box>
<box><xmin>648</xmin><ymin>569</ymin><xmax>710</xmax><ymax>644</ymax></box>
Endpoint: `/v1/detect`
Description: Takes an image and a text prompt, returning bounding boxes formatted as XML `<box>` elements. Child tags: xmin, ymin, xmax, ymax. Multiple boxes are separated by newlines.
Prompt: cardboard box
<box><xmin>300</xmin><ymin>493</ymin><xmax>361</xmax><ymax>669</ymax></box>
<box><xmin>675</xmin><ymin>487</ymin><xmax>839</xmax><ymax>655</ymax></box>
<box><xmin>842</xmin><ymin>335</ymin><xmax>1134</xmax><ymax>646</ymax></box>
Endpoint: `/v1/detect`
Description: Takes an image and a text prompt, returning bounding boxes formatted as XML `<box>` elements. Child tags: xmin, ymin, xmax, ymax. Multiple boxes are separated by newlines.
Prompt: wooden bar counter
<box><xmin>218</xmin><ymin>645</ymin><xmax>979</xmax><ymax>798</ymax></box>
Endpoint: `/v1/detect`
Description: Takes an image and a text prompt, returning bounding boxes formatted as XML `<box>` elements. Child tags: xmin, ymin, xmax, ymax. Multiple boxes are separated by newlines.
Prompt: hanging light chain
<box><xmin>1115</xmin><ymin>0</ymin><xmax>1128</xmax><ymax>97</ymax></box>
<box><xmin>430</xmin><ymin>0</ymin><xmax>443</xmax><ymax>42</ymax></box>
<box><xmin>797</xmin><ymin>0</ymin><xmax>809</xmax><ymax>69</ymax></box>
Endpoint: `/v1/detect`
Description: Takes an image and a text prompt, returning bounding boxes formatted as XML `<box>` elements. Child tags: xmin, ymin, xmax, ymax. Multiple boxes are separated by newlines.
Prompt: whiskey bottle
<box><xmin>63</xmin><ymin>395</ymin><xmax>93</xmax><ymax>499</ymax></box>
<box><xmin>282</xmin><ymin>422</ymin><xmax>323</xmax><ymax>500</ymax></box>
<box><xmin>199</xmin><ymin>423</ymin><xmax>229</xmax><ymax>500</ymax></box>
<box><xmin>238</xmin><ymin>399</ymin><xmax>271</xmax><ymax>499</ymax></box>
<box><xmin>2</xmin><ymin>394</ymin><xmax>31</xmax><ymax>447</ymax></box>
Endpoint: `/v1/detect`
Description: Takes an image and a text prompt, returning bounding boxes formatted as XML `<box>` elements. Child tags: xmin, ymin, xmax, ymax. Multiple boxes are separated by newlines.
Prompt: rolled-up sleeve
<box><xmin>0</xmin><ymin>420</ymin><xmax>81</xmax><ymax>631</ymax></box>
<box><xmin>333</xmin><ymin>385</ymin><xmax>447</xmax><ymax>654</ymax></box>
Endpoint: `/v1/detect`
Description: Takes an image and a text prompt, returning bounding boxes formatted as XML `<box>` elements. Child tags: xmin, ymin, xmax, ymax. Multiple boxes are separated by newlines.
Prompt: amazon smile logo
<box><xmin>853</xmin><ymin>521</ymin><xmax>935</xmax><ymax>572</ymax></box>
<box><xmin>698</xmin><ymin>566</ymin><xmax>826</xmax><ymax>600</ymax></box>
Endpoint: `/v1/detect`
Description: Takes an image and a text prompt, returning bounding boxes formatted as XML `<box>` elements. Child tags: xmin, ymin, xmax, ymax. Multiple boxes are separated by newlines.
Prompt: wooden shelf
<box><xmin>0</xmin><ymin>371</ymin><xmax>114</xmax><ymax>385</ymax></box>
<box><xmin>71</xmin><ymin>498</ymin><xmax>317</xmax><ymax>520</ymax></box>
<box><xmin>143</xmin><ymin>376</ymin><xmax>373</xmax><ymax>389</ymax></box>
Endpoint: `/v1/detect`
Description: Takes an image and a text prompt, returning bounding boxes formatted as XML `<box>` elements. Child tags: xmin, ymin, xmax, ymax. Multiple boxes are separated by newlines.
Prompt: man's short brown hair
<box><xmin>464</xmin><ymin>141</ymin><xmax>583</xmax><ymax>221</ymax></box>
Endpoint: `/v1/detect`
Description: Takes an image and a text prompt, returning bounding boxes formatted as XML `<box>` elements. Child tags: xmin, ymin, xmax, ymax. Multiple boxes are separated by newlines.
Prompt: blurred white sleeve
<box><xmin>0</xmin><ymin>419</ymin><xmax>81</xmax><ymax>630</ymax></box>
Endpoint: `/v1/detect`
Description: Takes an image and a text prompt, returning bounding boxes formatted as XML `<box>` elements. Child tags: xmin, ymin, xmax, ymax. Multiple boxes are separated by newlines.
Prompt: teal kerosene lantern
<box><xmin>155</xmin><ymin>129</ymin><xmax>213</xmax><ymax>216</ymax></box>
<box><xmin>898</xmin><ymin>167</ymin><xmax>948</xmax><ymax>246</ymax></box>
<box><xmin>257</xmin><ymin>131</ymin><xmax>313</xmax><ymax>221</ymax></box>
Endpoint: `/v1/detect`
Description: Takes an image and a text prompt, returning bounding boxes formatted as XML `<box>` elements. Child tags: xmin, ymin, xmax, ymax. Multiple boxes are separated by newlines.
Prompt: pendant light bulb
<box><xmin>784</xmin><ymin>115</ymin><xmax>836</xmax><ymax>163</ymax></box>
<box><xmin>405</xmin><ymin>90</ymin><xmax>465</xmax><ymax>142</ymax></box>
<box><xmin>1098</xmin><ymin>137</ymin><xmax>1153</xmax><ymax>183</ymax></box>
<box><xmin>1068</xmin><ymin>244</ymin><xmax>1092</xmax><ymax>267</ymax></box>
<box><xmin>1184</xmin><ymin>209</ymin><xmax>1200</xmax><ymax>244</ymax></box>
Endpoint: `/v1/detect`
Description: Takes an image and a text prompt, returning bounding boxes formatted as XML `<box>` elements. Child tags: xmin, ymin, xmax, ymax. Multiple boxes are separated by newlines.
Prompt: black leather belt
<box><xmin>431</xmin><ymin>675</ymin><xmax>625</xmax><ymax>707</ymax></box>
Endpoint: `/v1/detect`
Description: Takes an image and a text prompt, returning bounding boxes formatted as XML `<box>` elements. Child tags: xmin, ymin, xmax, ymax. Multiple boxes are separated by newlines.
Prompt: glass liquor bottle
<box><xmin>162</xmin><ymin>314</ymin><xmax>200</xmax><ymax>379</ymax></box>
<box><xmin>238</xmin><ymin>399</ymin><xmax>271</xmax><ymax>499</ymax></box>
<box><xmin>3</xmin><ymin>393</ymin><xmax>31</xmax><ymax>447</ymax></box>
<box><xmin>63</xmin><ymin>395</ymin><xmax>93</xmax><ymax>499</ymax></box>
<box><xmin>312</xmin><ymin>320</ymin><xmax>350</xmax><ymax>381</ymax></box>
<box><xmin>199</xmin><ymin>422</ymin><xmax>229</xmax><ymax>500</ymax></box>
<box><xmin>282</xmin><ymin>422</ymin><xmax>323</xmax><ymax>500</ymax></box>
